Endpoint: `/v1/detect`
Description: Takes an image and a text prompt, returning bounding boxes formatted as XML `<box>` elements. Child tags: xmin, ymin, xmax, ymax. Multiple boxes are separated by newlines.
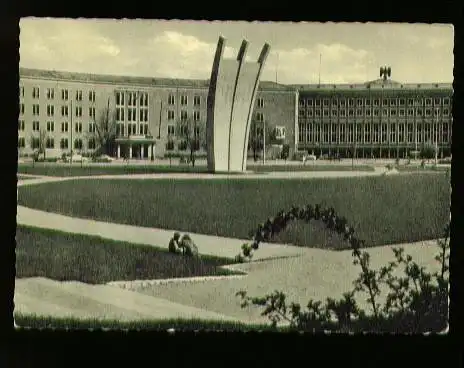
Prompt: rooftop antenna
<box><xmin>318</xmin><ymin>53</ymin><xmax>322</xmax><ymax>86</ymax></box>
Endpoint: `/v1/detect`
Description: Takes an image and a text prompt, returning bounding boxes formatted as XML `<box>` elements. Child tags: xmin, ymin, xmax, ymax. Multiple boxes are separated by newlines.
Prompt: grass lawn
<box><xmin>15</xmin><ymin>226</ymin><xmax>239</xmax><ymax>284</ymax></box>
<box><xmin>14</xmin><ymin>314</ymin><xmax>276</xmax><ymax>331</ymax></box>
<box><xmin>18</xmin><ymin>174</ymin><xmax>450</xmax><ymax>249</ymax></box>
<box><xmin>17</xmin><ymin>175</ymin><xmax>39</xmax><ymax>180</ymax></box>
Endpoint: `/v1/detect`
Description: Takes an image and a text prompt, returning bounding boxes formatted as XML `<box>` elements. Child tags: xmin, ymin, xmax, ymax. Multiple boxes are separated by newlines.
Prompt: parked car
<box><xmin>307</xmin><ymin>154</ymin><xmax>317</xmax><ymax>161</ymax></box>
<box><xmin>93</xmin><ymin>154</ymin><xmax>114</xmax><ymax>163</ymax></box>
<box><xmin>63</xmin><ymin>154</ymin><xmax>89</xmax><ymax>163</ymax></box>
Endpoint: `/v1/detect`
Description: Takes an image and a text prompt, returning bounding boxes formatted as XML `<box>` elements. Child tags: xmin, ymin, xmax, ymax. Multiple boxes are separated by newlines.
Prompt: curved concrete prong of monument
<box><xmin>206</xmin><ymin>37</ymin><xmax>271</xmax><ymax>173</ymax></box>
<box><xmin>206</xmin><ymin>36</ymin><xmax>227</xmax><ymax>172</ymax></box>
<box><xmin>240</xmin><ymin>43</ymin><xmax>270</xmax><ymax>172</ymax></box>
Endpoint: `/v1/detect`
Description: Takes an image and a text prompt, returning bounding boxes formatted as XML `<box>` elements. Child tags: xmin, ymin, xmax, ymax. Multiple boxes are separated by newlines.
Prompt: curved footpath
<box><xmin>15</xmin><ymin>169</ymin><xmax>442</xmax><ymax>326</ymax></box>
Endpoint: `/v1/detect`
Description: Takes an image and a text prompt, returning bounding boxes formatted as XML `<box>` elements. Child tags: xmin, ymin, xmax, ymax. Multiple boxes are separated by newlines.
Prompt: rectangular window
<box><xmin>194</xmin><ymin>95</ymin><xmax>201</xmax><ymax>106</ymax></box>
<box><xmin>88</xmin><ymin>123</ymin><xmax>96</xmax><ymax>133</ymax></box>
<box><xmin>381</xmin><ymin>124</ymin><xmax>388</xmax><ymax>143</ymax></box>
<box><xmin>315</xmin><ymin>109</ymin><xmax>321</xmax><ymax>117</ymax></box>
<box><xmin>425</xmin><ymin>109</ymin><xmax>432</xmax><ymax>117</ymax></box>
<box><xmin>364</xmin><ymin>124</ymin><xmax>370</xmax><ymax>143</ymax></box>
<box><xmin>315</xmin><ymin>99</ymin><xmax>321</xmax><ymax>107</ymax></box>
<box><xmin>61</xmin><ymin>105</ymin><xmax>69</xmax><ymax>117</ymax></box>
<box><xmin>407</xmin><ymin>98</ymin><xmax>414</xmax><ymax>106</ymax></box>
<box><xmin>46</xmin><ymin>138</ymin><xmax>55</xmax><ymax>149</ymax></box>
<box><xmin>20</xmin><ymin>103</ymin><xmax>24</xmax><ymax>115</ymax></box>
<box><xmin>339</xmin><ymin>99</ymin><xmax>346</xmax><ymax>107</ymax></box>
<box><xmin>307</xmin><ymin>109</ymin><xmax>313</xmax><ymax>117</ymax></box>
<box><xmin>256</xmin><ymin>112</ymin><xmax>264</xmax><ymax>122</ymax></box>
<box><xmin>407</xmin><ymin>123</ymin><xmax>414</xmax><ymax>143</ymax></box>
<box><xmin>33</xmin><ymin>104</ymin><xmax>40</xmax><ymax>116</ymax></box>
<box><xmin>89</xmin><ymin>107</ymin><xmax>96</xmax><ymax>119</ymax></box>
<box><xmin>167</xmin><ymin>110</ymin><xmax>175</xmax><ymax>120</ymax></box>
<box><xmin>364</xmin><ymin>98</ymin><xmax>371</xmax><ymax>106</ymax></box>
<box><xmin>61</xmin><ymin>122</ymin><xmax>69</xmax><ymax>133</ymax></box>
<box><xmin>356</xmin><ymin>98</ymin><xmax>363</xmax><ymax>107</ymax></box>
<box><xmin>399</xmin><ymin>98</ymin><xmax>405</xmax><ymax>106</ymax></box>
<box><xmin>168</xmin><ymin>94</ymin><xmax>175</xmax><ymax>105</ymax></box>
<box><xmin>323</xmin><ymin>109</ymin><xmax>329</xmax><ymax>117</ymax></box>
<box><xmin>434</xmin><ymin>108</ymin><xmax>440</xmax><ymax>117</ymax></box>
<box><xmin>75</xmin><ymin>106</ymin><xmax>82</xmax><ymax>117</ymax></box>
<box><xmin>47</xmin><ymin>105</ymin><xmax>55</xmax><ymax>117</ymax></box>
<box><xmin>407</xmin><ymin>108</ymin><xmax>414</xmax><ymax>117</ymax></box>
<box><xmin>75</xmin><ymin>122</ymin><xmax>83</xmax><ymax>133</ymax></box>
<box><xmin>61</xmin><ymin>89</ymin><xmax>69</xmax><ymax>100</ymax></box>
<box><xmin>390</xmin><ymin>109</ymin><xmax>397</xmax><ymax>117</ymax></box>
<box><xmin>398</xmin><ymin>124</ymin><xmax>405</xmax><ymax>142</ymax></box>
<box><xmin>88</xmin><ymin>138</ymin><xmax>96</xmax><ymax>150</ymax></box>
<box><xmin>373</xmin><ymin>99</ymin><xmax>380</xmax><ymax>107</ymax></box>
<box><xmin>116</xmin><ymin>107</ymin><xmax>125</xmax><ymax>122</ymax></box>
<box><xmin>180</xmin><ymin>110</ymin><xmax>188</xmax><ymax>121</ymax></box>
<box><xmin>415</xmin><ymin>98</ymin><xmax>423</xmax><ymax>106</ymax></box>
<box><xmin>75</xmin><ymin>90</ymin><xmax>83</xmax><ymax>101</ymax></box>
<box><xmin>167</xmin><ymin>125</ymin><xmax>175</xmax><ymax>136</ymax></box>
<box><xmin>348</xmin><ymin>109</ymin><xmax>354</xmax><ymax>117</ymax></box>
<box><xmin>331</xmin><ymin>99</ymin><xmax>338</xmax><ymax>107</ymax></box>
<box><xmin>32</xmin><ymin>87</ymin><xmax>40</xmax><ymax>99</ymax></box>
<box><xmin>416</xmin><ymin>109</ymin><xmax>423</xmax><ymax>117</ymax></box>
<box><xmin>434</xmin><ymin>97</ymin><xmax>441</xmax><ymax>105</ymax></box>
<box><xmin>331</xmin><ymin>109</ymin><xmax>338</xmax><ymax>117</ymax></box>
<box><xmin>20</xmin><ymin>86</ymin><xmax>24</xmax><ymax>98</ymax></box>
<box><xmin>60</xmin><ymin>138</ymin><xmax>69</xmax><ymax>149</ymax></box>
<box><xmin>425</xmin><ymin>98</ymin><xmax>432</xmax><ymax>106</ymax></box>
<box><xmin>32</xmin><ymin>121</ymin><xmax>40</xmax><ymax>131</ymax></box>
<box><xmin>382</xmin><ymin>98</ymin><xmax>388</xmax><ymax>106</ymax></box>
<box><xmin>373</xmin><ymin>109</ymin><xmax>380</xmax><ymax>117</ymax></box>
<box><xmin>382</xmin><ymin>109</ymin><xmax>389</xmax><ymax>117</ymax></box>
<box><xmin>339</xmin><ymin>124</ymin><xmax>345</xmax><ymax>143</ymax></box>
<box><xmin>390</xmin><ymin>98</ymin><xmax>397</xmax><ymax>107</ymax></box>
<box><xmin>443</xmin><ymin>97</ymin><xmax>450</xmax><ymax>106</ymax></box>
<box><xmin>128</xmin><ymin>92</ymin><xmax>137</xmax><ymax>107</ymax></box>
<box><xmin>116</xmin><ymin>91</ymin><xmax>125</xmax><ymax>106</ymax></box>
<box><xmin>193</xmin><ymin>111</ymin><xmax>201</xmax><ymax>121</ymax></box>
<box><xmin>139</xmin><ymin>109</ymin><xmax>148</xmax><ymax>122</ymax></box>
<box><xmin>89</xmin><ymin>91</ymin><xmax>96</xmax><ymax>103</ymax></box>
<box><xmin>18</xmin><ymin>120</ymin><xmax>25</xmax><ymax>131</ymax></box>
<box><xmin>356</xmin><ymin>109</ymin><xmax>363</xmax><ymax>117</ymax></box>
<box><xmin>46</xmin><ymin>88</ymin><xmax>55</xmax><ymax>99</ymax></box>
<box><xmin>127</xmin><ymin>108</ymin><xmax>137</xmax><ymax>122</ymax></box>
<box><xmin>18</xmin><ymin>137</ymin><xmax>26</xmax><ymax>148</ymax></box>
<box><xmin>365</xmin><ymin>109</ymin><xmax>371</xmax><ymax>117</ymax></box>
<box><xmin>299</xmin><ymin>109</ymin><xmax>305</xmax><ymax>117</ymax></box>
<box><xmin>372</xmin><ymin>124</ymin><xmax>379</xmax><ymax>143</ymax></box>
<box><xmin>339</xmin><ymin>109</ymin><xmax>346</xmax><ymax>117</ymax></box>
<box><xmin>323</xmin><ymin>99</ymin><xmax>329</xmax><ymax>107</ymax></box>
<box><xmin>443</xmin><ymin>108</ymin><xmax>449</xmax><ymax>117</ymax></box>
<box><xmin>139</xmin><ymin>92</ymin><xmax>149</xmax><ymax>107</ymax></box>
<box><xmin>181</xmin><ymin>95</ymin><xmax>188</xmax><ymax>106</ymax></box>
<box><xmin>348</xmin><ymin>98</ymin><xmax>355</xmax><ymax>107</ymax></box>
<box><xmin>299</xmin><ymin>99</ymin><xmax>305</xmax><ymax>108</ymax></box>
<box><xmin>399</xmin><ymin>109</ymin><xmax>405</xmax><ymax>117</ymax></box>
<box><xmin>46</xmin><ymin>121</ymin><xmax>55</xmax><ymax>132</ymax></box>
<box><xmin>257</xmin><ymin>98</ymin><xmax>264</xmax><ymax>108</ymax></box>
<box><xmin>74</xmin><ymin>139</ymin><xmax>83</xmax><ymax>150</ymax></box>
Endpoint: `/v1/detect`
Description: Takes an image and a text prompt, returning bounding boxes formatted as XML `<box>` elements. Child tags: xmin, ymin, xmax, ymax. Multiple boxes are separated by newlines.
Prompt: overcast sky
<box><xmin>20</xmin><ymin>18</ymin><xmax>454</xmax><ymax>84</ymax></box>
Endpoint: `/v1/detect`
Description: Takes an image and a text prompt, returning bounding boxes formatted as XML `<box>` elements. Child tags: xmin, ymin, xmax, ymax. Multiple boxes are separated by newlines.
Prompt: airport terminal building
<box><xmin>18</xmin><ymin>67</ymin><xmax>452</xmax><ymax>160</ymax></box>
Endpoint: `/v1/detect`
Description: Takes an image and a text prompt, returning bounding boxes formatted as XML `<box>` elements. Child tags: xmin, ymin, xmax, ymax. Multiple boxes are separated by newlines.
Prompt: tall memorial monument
<box><xmin>206</xmin><ymin>37</ymin><xmax>270</xmax><ymax>173</ymax></box>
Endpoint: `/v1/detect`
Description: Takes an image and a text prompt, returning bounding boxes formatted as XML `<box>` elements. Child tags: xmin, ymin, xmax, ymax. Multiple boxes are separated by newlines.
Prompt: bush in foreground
<box><xmin>236</xmin><ymin>205</ymin><xmax>449</xmax><ymax>333</ymax></box>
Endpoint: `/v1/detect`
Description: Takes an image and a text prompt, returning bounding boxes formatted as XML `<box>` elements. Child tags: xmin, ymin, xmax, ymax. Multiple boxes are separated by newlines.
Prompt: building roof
<box><xmin>19</xmin><ymin>67</ymin><xmax>295</xmax><ymax>91</ymax></box>
<box><xmin>19</xmin><ymin>67</ymin><xmax>452</xmax><ymax>93</ymax></box>
<box><xmin>291</xmin><ymin>78</ymin><xmax>452</xmax><ymax>92</ymax></box>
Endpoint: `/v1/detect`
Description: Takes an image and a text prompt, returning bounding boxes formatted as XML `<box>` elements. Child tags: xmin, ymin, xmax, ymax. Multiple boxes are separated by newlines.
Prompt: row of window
<box><xmin>298</xmin><ymin>107</ymin><xmax>450</xmax><ymax>118</ymax></box>
<box><xmin>115</xmin><ymin>107</ymin><xmax>149</xmax><ymax>122</ymax></box>
<box><xmin>22</xmin><ymin>87</ymin><xmax>97</xmax><ymax>102</ymax></box>
<box><xmin>166</xmin><ymin>110</ymin><xmax>202</xmax><ymax>122</ymax></box>
<box><xmin>18</xmin><ymin>137</ymin><xmax>95</xmax><ymax>150</ymax></box>
<box><xmin>115</xmin><ymin>123</ymin><xmax>149</xmax><ymax>136</ymax></box>
<box><xmin>297</xmin><ymin>122</ymin><xmax>450</xmax><ymax>144</ymax></box>
<box><xmin>20</xmin><ymin>104</ymin><xmax>98</xmax><ymax>119</ymax></box>
<box><xmin>299</xmin><ymin>97</ymin><xmax>451</xmax><ymax>108</ymax></box>
<box><xmin>19</xmin><ymin>120</ymin><xmax>149</xmax><ymax>135</ymax></box>
<box><xmin>115</xmin><ymin>92</ymin><xmax>149</xmax><ymax>107</ymax></box>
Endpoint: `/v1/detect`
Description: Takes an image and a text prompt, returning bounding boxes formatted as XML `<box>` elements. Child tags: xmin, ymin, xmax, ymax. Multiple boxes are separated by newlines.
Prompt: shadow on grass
<box><xmin>16</xmin><ymin>226</ymin><xmax>240</xmax><ymax>284</ymax></box>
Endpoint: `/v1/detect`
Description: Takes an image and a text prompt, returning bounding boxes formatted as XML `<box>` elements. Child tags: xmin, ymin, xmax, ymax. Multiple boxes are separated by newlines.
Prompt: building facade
<box><xmin>18</xmin><ymin>68</ymin><xmax>452</xmax><ymax>160</ymax></box>
<box><xmin>294</xmin><ymin>78</ymin><xmax>453</xmax><ymax>159</ymax></box>
<box><xmin>18</xmin><ymin>68</ymin><xmax>297</xmax><ymax>160</ymax></box>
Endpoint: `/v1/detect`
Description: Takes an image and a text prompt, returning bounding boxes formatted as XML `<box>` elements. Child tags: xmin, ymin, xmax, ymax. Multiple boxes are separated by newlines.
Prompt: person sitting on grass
<box><xmin>179</xmin><ymin>234</ymin><xmax>199</xmax><ymax>257</ymax></box>
<box><xmin>168</xmin><ymin>232</ymin><xmax>182</xmax><ymax>254</ymax></box>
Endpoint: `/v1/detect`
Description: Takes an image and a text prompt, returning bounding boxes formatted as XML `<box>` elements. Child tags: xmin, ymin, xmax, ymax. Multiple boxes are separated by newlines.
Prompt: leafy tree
<box><xmin>420</xmin><ymin>142</ymin><xmax>438</xmax><ymax>160</ymax></box>
<box><xmin>176</xmin><ymin>118</ymin><xmax>205</xmax><ymax>167</ymax></box>
<box><xmin>248</xmin><ymin>120</ymin><xmax>272</xmax><ymax>162</ymax></box>
<box><xmin>29</xmin><ymin>128</ymin><xmax>48</xmax><ymax>161</ymax></box>
<box><xmin>88</xmin><ymin>101</ymin><xmax>117</xmax><ymax>157</ymax></box>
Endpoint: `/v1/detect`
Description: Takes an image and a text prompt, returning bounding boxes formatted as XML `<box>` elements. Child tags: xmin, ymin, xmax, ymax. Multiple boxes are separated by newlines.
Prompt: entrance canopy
<box><xmin>115</xmin><ymin>135</ymin><xmax>157</xmax><ymax>159</ymax></box>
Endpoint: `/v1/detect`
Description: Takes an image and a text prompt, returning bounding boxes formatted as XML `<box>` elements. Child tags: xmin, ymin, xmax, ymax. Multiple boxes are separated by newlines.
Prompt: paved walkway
<box><xmin>15</xmin><ymin>169</ymin><xmax>442</xmax><ymax>326</ymax></box>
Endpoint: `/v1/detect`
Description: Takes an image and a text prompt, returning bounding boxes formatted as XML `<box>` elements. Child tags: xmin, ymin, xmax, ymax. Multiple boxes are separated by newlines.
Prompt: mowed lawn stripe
<box><xmin>17</xmin><ymin>174</ymin><xmax>450</xmax><ymax>249</ymax></box>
